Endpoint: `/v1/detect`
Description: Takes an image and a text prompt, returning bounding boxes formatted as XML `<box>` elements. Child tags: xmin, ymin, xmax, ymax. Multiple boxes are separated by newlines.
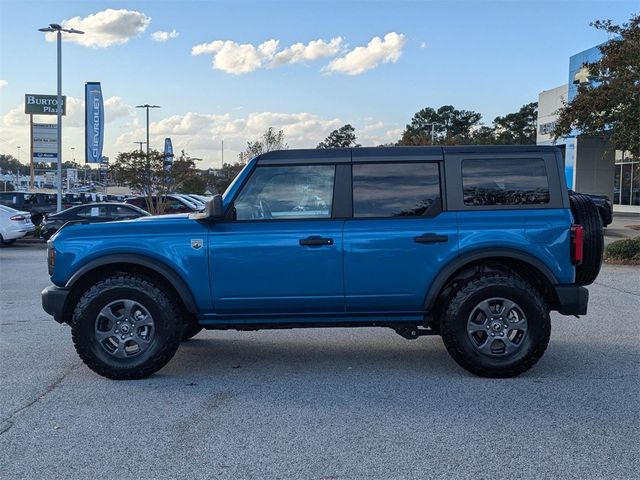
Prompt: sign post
<box><xmin>25</xmin><ymin>94</ymin><xmax>66</xmax><ymax>191</ymax></box>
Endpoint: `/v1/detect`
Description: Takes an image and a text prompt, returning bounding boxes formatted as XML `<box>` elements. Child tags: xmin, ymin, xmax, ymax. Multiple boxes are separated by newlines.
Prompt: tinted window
<box><xmin>462</xmin><ymin>158</ymin><xmax>549</xmax><ymax>206</ymax></box>
<box><xmin>235</xmin><ymin>165</ymin><xmax>335</xmax><ymax>220</ymax></box>
<box><xmin>110</xmin><ymin>205</ymin><xmax>139</xmax><ymax>218</ymax></box>
<box><xmin>352</xmin><ymin>162</ymin><xmax>441</xmax><ymax>218</ymax></box>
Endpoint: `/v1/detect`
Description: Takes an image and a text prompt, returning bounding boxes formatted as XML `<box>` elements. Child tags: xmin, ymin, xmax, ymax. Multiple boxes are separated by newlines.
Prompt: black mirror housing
<box><xmin>189</xmin><ymin>194</ymin><xmax>224</xmax><ymax>221</ymax></box>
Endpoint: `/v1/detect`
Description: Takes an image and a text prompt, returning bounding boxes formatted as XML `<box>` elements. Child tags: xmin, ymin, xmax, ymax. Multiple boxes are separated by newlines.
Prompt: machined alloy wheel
<box><xmin>467</xmin><ymin>297</ymin><xmax>528</xmax><ymax>357</ymax></box>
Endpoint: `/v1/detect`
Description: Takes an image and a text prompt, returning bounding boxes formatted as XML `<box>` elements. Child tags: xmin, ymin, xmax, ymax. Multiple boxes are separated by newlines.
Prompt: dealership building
<box><xmin>536</xmin><ymin>45</ymin><xmax>639</xmax><ymax>212</ymax></box>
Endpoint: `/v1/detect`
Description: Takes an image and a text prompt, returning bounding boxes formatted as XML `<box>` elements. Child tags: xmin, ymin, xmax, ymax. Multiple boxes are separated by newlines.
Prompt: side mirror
<box><xmin>189</xmin><ymin>194</ymin><xmax>224</xmax><ymax>222</ymax></box>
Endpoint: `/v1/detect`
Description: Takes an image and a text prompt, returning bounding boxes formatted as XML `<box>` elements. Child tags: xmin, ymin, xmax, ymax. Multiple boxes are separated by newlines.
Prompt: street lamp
<box><xmin>38</xmin><ymin>23</ymin><xmax>84</xmax><ymax>211</ymax></box>
<box><xmin>135</xmin><ymin>105</ymin><xmax>160</xmax><ymax>159</ymax></box>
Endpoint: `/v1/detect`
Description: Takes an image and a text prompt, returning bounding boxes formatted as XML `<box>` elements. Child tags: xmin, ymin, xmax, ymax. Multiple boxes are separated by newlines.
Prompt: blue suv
<box><xmin>41</xmin><ymin>146</ymin><xmax>604</xmax><ymax>379</ymax></box>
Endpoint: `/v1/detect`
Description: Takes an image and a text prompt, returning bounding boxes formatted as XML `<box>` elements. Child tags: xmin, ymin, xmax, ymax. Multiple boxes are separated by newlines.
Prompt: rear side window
<box><xmin>352</xmin><ymin>162</ymin><xmax>441</xmax><ymax>218</ymax></box>
<box><xmin>462</xmin><ymin>158</ymin><xmax>549</xmax><ymax>206</ymax></box>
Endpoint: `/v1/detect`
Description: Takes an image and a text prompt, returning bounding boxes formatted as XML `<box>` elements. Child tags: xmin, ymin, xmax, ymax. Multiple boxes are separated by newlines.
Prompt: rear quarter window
<box><xmin>462</xmin><ymin>158</ymin><xmax>550</xmax><ymax>206</ymax></box>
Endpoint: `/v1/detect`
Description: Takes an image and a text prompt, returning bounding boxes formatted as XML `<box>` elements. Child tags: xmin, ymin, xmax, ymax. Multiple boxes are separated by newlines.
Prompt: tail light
<box><xmin>48</xmin><ymin>246</ymin><xmax>56</xmax><ymax>275</ymax></box>
<box><xmin>571</xmin><ymin>224</ymin><xmax>584</xmax><ymax>265</ymax></box>
<box><xmin>9</xmin><ymin>215</ymin><xmax>25</xmax><ymax>221</ymax></box>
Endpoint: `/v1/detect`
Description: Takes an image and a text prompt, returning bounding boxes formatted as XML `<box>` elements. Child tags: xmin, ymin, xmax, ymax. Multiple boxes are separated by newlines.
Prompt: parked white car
<box><xmin>0</xmin><ymin>204</ymin><xmax>35</xmax><ymax>245</ymax></box>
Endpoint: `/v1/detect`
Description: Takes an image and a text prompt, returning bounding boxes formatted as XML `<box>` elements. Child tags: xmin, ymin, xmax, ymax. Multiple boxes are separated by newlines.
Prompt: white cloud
<box><xmin>0</xmin><ymin>80</ymin><xmax>7</xmax><ymax>88</ymax></box>
<box><xmin>151</xmin><ymin>29</ymin><xmax>179</xmax><ymax>42</ymax></box>
<box><xmin>324</xmin><ymin>32</ymin><xmax>406</xmax><ymax>75</ymax></box>
<box><xmin>192</xmin><ymin>39</ymin><xmax>279</xmax><ymax>74</ymax></box>
<box><xmin>420</xmin><ymin>41</ymin><xmax>427</xmax><ymax>49</ymax></box>
<box><xmin>45</xmin><ymin>9</ymin><xmax>151</xmax><ymax>48</ymax></box>
<box><xmin>192</xmin><ymin>36</ymin><xmax>344</xmax><ymax>74</ymax></box>
<box><xmin>270</xmin><ymin>37</ymin><xmax>343</xmax><ymax>67</ymax></box>
<box><xmin>104</xmin><ymin>97</ymin><xmax>136</xmax><ymax>122</ymax></box>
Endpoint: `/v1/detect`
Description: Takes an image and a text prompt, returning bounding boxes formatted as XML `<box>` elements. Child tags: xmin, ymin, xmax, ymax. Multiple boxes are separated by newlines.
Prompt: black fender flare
<box><xmin>66</xmin><ymin>254</ymin><xmax>198</xmax><ymax>314</ymax></box>
<box><xmin>423</xmin><ymin>248</ymin><xmax>559</xmax><ymax>311</ymax></box>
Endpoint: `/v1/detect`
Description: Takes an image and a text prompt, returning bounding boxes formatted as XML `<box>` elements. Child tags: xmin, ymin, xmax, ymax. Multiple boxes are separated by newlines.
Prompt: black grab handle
<box><xmin>299</xmin><ymin>236</ymin><xmax>334</xmax><ymax>246</ymax></box>
<box><xmin>414</xmin><ymin>234</ymin><xmax>448</xmax><ymax>244</ymax></box>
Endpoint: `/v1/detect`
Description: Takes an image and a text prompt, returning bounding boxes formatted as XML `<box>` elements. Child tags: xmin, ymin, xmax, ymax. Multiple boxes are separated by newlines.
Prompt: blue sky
<box><xmin>0</xmin><ymin>0</ymin><xmax>635</xmax><ymax>168</ymax></box>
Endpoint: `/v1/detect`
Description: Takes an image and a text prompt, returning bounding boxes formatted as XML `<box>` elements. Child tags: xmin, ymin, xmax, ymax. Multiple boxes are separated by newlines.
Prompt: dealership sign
<box><xmin>32</xmin><ymin>123</ymin><xmax>58</xmax><ymax>163</ymax></box>
<box><xmin>24</xmin><ymin>94</ymin><xmax>66</xmax><ymax>115</ymax></box>
<box><xmin>85</xmin><ymin>82</ymin><xmax>104</xmax><ymax>163</ymax></box>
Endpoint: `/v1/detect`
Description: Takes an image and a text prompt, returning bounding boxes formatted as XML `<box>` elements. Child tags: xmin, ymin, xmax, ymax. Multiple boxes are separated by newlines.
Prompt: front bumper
<box><xmin>41</xmin><ymin>285</ymin><xmax>70</xmax><ymax>324</ymax></box>
<box><xmin>553</xmin><ymin>284</ymin><xmax>589</xmax><ymax>316</ymax></box>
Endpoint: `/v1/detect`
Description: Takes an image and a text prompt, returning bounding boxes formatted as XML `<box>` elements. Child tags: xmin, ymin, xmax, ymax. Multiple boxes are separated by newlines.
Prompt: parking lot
<box><xmin>0</xmin><ymin>241</ymin><xmax>638</xmax><ymax>479</ymax></box>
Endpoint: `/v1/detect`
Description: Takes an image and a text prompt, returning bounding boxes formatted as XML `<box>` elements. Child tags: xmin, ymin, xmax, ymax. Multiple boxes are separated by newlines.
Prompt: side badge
<box><xmin>191</xmin><ymin>239</ymin><xmax>203</xmax><ymax>250</ymax></box>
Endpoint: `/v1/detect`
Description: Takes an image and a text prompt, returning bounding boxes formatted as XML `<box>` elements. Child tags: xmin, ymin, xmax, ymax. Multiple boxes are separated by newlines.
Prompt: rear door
<box><xmin>343</xmin><ymin>150</ymin><xmax>458</xmax><ymax>312</ymax></box>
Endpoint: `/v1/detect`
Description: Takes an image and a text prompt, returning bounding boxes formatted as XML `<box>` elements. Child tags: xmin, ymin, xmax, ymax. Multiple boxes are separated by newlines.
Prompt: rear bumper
<box><xmin>553</xmin><ymin>284</ymin><xmax>589</xmax><ymax>316</ymax></box>
<box><xmin>41</xmin><ymin>285</ymin><xmax>70</xmax><ymax>324</ymax></box>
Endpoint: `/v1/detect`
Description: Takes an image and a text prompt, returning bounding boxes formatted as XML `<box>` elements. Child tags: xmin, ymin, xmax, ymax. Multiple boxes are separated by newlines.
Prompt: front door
<box><xmin>209</xmin><ymin>164</ymin><xmax>344</xmax><ymax>315</ymax></box>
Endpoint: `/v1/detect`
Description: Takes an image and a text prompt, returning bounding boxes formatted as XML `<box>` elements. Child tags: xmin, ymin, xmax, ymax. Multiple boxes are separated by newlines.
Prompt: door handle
<box><xmin>414</xmin><ymin>233</ymin><xmax>448</xmax><ymax>244</ymax></box>
<box><xmin>299</xmin><ymin>236</ymin><xmax>334</xmax><ymax>246</ymax></box>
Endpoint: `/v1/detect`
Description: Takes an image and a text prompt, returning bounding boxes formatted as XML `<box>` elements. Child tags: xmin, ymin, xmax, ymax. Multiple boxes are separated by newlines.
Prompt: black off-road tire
<box><xmin>569</xmin><ymin>192</ymin><xmax>604</xmax><ymax>286</ymax></box>
<box><xmin>440</xmin><ymin>274</ymin><xmax>551</xmax><ymax>378</ymax></box>
<box><xmin>181</xmin><ymin>322</ymin><xmax>203</xmax><ymax>341</ymax></box>
<box><xmin>71</xmin><ymin>274</ymin><xmax>182</xmax><ymax>380</ymax></box>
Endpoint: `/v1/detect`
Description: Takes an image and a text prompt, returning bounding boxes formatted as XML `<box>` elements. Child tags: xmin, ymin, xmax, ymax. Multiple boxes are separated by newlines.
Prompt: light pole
<box><xmin>16</xmin><ymin>146</ymin><xmax>21</xmax><ymax>189</ymax></box>
<box><xmin>135</xmin><ymin>105</ymin><xmax>160</xmax><ymax>159</ymax></box>
<box><xmin>133</xmin><ymin>141</ymin><xmax>147</xmax><ymax>152</ymax></box>
<box><xmin>38</xmin><ymin>23</ymin><xmax>84</xmax><ymax>211</ymax></box>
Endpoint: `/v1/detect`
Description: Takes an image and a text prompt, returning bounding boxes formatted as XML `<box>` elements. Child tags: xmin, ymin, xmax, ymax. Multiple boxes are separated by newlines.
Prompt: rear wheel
<box><xmin>0</xmin><ymin>235</ymin><xmax>15</xmax><ymax>245</ymax></box>
<box><xmin>71</xmin><ymin>274</ymin><xmax>182</xmax><ymax>380</ymax></box>
<box><xmin>440</xmin><ymin>274</ymin><xmax>550</xmax><ymax>378</ymax></box>
<box><xmin>569</xmin><ymin>192</ymin><xmax>604</xmax><ymax>285</ymax></box>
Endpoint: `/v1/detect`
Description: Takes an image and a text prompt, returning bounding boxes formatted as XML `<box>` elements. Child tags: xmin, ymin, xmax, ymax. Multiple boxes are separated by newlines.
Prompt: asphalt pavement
<box><xmin>0</xmin><ymin>241</ymin><xmax>639</xmax><ymax>480</ymax></box>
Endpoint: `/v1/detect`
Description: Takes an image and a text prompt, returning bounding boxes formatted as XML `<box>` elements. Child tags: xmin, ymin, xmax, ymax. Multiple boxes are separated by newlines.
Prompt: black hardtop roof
<box><xmin>256</xmin><ymin>145</ymin><xmax>561</xmax><ymax>164</ymax></box>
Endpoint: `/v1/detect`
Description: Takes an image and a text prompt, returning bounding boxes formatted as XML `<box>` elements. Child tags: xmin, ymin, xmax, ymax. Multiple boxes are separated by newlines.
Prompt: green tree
<box><xmin>491</xmin><ymin>102</ymin><xmax>538</xmax><ymax>144</ymax></box>
<box><xmin>110</xmin><ymin>149</ymin><xmax>202</xmax><ymax>214</ymax></box>
<box><xmin>554</xmin><ymin>14</ymin><xmax>640</xmax><ymax>156</ymax></box>
<box><xmin>239</xmin><ymin>127</ymin><xmax>288</xmax><ymax>162</ymax></box>
<box><xmin>398</xmin><ymin>105</ymin><xmax>482</xmax><ymax>145</ymax></box>
<box><xmin>317</xmin><ymin>124</ymin><xmax>361</xmax><ymax>148</ymax></box>
<box><xmin>210</xmin><ymin>162</ymin><xmax>246</xmax><ymax>194</ymax></box>
<box><xmin>0</xmin><ymin>154</ymin><xmax>29</xmax><ymax>175</ymax></box>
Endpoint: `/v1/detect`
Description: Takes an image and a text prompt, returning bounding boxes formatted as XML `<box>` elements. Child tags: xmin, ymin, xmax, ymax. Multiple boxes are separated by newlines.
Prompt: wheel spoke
<box><xmin>111</xmin><ymin>341</ymin><xmax>129</xmax><ymax>359</ymax></box>
<box><xmin>99</xmin><ymin>307</ymin><xmax>121</xmax><ymax>324</ymax></box>
<box><xmin>499</xmin><ymin>299</ymin><xmax>516</xmax><ymax>317</ymax></box>
<box><xmin>123</xmin><ymin>300</ymin><xmax>138</xmax><ymax>320</ymax></box>
<box><xmin>477</xmin><ymin>300</ymin><xmax>494</xmax><ymax>319</ymax></box>
<box><xmin>95</xmin><ymin>330</ymin><xmax>115</xmax><ymax>343</ymax></box>
<box><xmin>477</xmin><ymin>337</ymin><xmax>495</xmax><ymax>355</ymax></box>
<box><xmin>467</xmin><ymin>322</ymin><xmax>488</xmax><ymax>334</ymax></box>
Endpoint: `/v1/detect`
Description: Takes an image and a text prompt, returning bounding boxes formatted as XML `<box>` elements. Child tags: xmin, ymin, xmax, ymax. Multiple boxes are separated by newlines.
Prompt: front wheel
<box><xmin>440</xmin><ymin>274</ymin><xmax>550</xmax><ymax>378</ymax></box>
<box><xmin>71</xmin><ymin>274</ymin><xmax>182</xmax><ymax>380</ymax></box>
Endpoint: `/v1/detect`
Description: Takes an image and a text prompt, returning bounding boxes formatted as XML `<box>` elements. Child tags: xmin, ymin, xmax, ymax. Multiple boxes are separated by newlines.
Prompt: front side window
<box><xmin>352</xmin><ymin>162</ymin><xmax>441</xmax><ymax>218</ymax></box>
<box><xmin>234</xmin><ymin>165</ymin><xmax>335</xmax><ymax>220</ymax></box>
<box><xmin>462</xmin><ymin>158</ymin><xmax>550</xmax><ymax>206</ymax></box>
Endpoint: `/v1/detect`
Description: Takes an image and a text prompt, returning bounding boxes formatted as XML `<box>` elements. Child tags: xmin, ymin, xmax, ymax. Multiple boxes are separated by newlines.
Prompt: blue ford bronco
<box><xmin>42</xmin><ymin>146</ymin><xmax>604</xmax><ymax>379</ymax></box>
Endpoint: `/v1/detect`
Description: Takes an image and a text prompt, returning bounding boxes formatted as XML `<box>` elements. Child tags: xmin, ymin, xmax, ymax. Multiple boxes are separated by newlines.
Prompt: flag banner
<box><xmin>85</xmin><ymin>82</ymin><xmax>104</xmax><ymax>163</ymax></box>
<box><xmin>164</xmin><ymin>137</ymin><xmax>174</xmax><ymax>171</ymax></box>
